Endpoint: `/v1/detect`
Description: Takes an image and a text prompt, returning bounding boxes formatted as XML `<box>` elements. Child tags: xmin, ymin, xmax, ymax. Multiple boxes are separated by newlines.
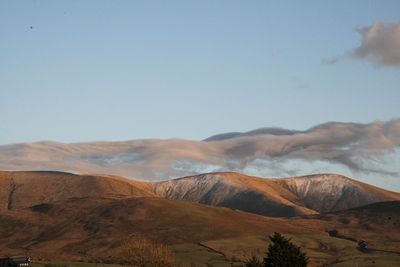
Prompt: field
<box><xmin>33</xmin><ymin>262</ymin><xmax>122</xmax><ymax>267</ymax></box>
<box><xmin>173</xmin><ymin>234</ymin><xmax>400</xmax><ymax>266</ymax></box>
<box><xmin>31</xmin><ymin>233</ymin><xmax>400</xmax><ymax>267</ymax></box>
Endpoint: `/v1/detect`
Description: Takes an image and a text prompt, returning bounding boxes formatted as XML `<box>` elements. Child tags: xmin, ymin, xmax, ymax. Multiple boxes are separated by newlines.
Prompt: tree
<box><xmin>357</xmin><ymin>240</ymin><xmax>367</xmax><ymax>252</ymax></box>
<box><xmin>263</xmin><ymin>232</ymin><xmax>309</xmax><ymax>267</ymax></box>
<box><xmin>120</xmin><ymin>235</ymin><xmax>175</xmax><ymax>267</ymax></box>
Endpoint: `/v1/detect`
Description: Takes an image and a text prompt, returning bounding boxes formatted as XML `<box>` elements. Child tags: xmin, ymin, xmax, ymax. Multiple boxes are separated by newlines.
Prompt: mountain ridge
<box><xmin>2</xmin><ymin>170</ymin><xmax>398</xmax><ymax>217</ymax></box>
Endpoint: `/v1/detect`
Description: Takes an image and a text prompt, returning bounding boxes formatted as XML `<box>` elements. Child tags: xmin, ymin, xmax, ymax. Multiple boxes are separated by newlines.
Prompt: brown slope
<box><xmin>0</xmin><ymin>196</ymin><xmax>296</xmax><ymax>262</ymax></box>
<box><xmin>290</xmin><ymin>200</ymin><xmax>400</xmax><ymax>252</ymax></box>
<box><xmin>0</xmin><ymin>171</ymin><xmax>155</xmax><ymax>210</ymax></box>
<box><xmin>1</xmin><ymin>196</ymin><xmax>399</xmax><ymax>265</ymax></box>
<box><xmin>153</xmin><ymin>172</ymin><xmax>400</xmax><ymax>217</ymax></box>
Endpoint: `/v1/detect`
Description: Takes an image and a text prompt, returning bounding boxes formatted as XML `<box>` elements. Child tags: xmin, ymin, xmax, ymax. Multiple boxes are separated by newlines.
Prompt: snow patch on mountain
<box><xmin>282</xmin><ymin>174</ymin><xmax>396</xmax><ymax>212</ymax></box>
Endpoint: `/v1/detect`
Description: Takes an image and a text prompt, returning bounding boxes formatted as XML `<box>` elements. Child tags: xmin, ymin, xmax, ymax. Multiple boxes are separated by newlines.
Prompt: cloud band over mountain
<box><xmin>0</xmin><ymin>119</ymin><xmax>399</xmax><ymax>187</ymax></box>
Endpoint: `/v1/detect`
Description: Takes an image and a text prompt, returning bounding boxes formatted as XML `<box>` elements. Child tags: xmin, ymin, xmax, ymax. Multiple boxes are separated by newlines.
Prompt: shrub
<box><xmin>245</xmin><ymin>255</ymin><xmax>263</xmax><ymax>267</ymax></box>
<box><xmin>263</xmin><ymin>232</ymin><xmax>309</xmax><ymax>267</ymax></box>
<box><xmin>120</xmin><ymin>235</ymin><xmax>175</xmax><ymax>267</ymax></box>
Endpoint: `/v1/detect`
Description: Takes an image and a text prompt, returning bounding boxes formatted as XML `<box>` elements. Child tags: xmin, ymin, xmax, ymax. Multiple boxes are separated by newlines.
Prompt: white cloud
<box><xmin>324</xmin><ymin>20</ymin><xmax>400</xmax><ymax>67</ymax></box>
<box><xmin>353</xmin><ymin>20</ymin><xmax>400</xmax><ymax>67</ymax></box>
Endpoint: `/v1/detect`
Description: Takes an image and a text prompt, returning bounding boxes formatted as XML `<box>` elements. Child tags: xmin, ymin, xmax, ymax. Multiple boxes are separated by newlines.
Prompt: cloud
<box><xmin>353</xmin><ymin>20</ymin><xmax>400</xmax><ymax>67</ymax></box>
<box><xmin>322</xmin><ymin>55</ymin><xmax>343</xmax><ymax>65</ymax></box>
<box><xmin>0</xmin><ymin>120</ymin><xmax>400</xmax><ymax>184</ymax></box>
<box><xmin>204</xmin><ymin>127</ymin><xmax>301</xmax><ymax>141</ymax></box>
<box><xmin>325</xmin><ymin>20</ymin><xmax>400</xmax><ymax>67</ymax></box>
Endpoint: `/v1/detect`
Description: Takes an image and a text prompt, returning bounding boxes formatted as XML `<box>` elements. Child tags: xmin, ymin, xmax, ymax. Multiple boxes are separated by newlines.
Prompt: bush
<box><xmin>120</xmin><ymin>235</ymin><xmax>175</xmax><ymax>267</ymax></box>
<box><xmin>263</xmin><ymin>232</ymin><xmax>309</xmax><ymax>267</ymax></box>
<box><xmin>327</xmin><ymin>230</ymin><xmax>338</xmax><ymax>237</ymax></box>
<box><xmin>245</xmin><ymin>255</ymin><xmax>263</xmax><ymax>267</ymax></box>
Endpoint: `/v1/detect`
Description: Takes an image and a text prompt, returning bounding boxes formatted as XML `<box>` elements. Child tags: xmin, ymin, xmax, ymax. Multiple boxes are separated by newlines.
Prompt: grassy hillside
<box><xmin>1</xmin><ymin>198</ymin><xmax>399</xmax><ymax>266</ymax></box>
<box><xmin>0</xmin><ymin>171</ymin><xmax>155</xmax><ymax>210</ymax></box>
<box><xmin>0</xmin><ymin>195</ymin><xmax>294</xmax><ymax>262</ymax></box>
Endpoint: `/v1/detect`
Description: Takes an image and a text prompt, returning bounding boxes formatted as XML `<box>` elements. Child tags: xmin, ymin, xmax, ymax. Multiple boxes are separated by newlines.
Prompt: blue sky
<box><xmin>1</xmin><ymin>0</ymin><xmax>400</xmax><ymax>145</ymax></box>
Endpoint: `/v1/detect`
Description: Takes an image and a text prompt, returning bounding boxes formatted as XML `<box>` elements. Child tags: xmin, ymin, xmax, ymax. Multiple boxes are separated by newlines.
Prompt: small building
<box><xmin>0</xmin><ymin>256</ymin><xmax>32</xmax><ymax>267</ymax></box>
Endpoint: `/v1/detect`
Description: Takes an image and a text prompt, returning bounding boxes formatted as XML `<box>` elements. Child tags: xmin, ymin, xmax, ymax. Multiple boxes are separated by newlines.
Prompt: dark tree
<box><xmin>263</xmin><ymin>232</ymin><xmax>309</xmax><ymax>267</ymax></box>
<box><xmin>357</xmin><ymin>240</ymin><xmax>367</xmax><ymax>252</ymax></box>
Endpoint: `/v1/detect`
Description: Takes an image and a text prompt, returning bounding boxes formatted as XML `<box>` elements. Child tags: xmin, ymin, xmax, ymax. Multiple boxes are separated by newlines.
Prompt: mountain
<box><xmin>278</xmin><ymin>174</ymin><xmax>400</xmax><ymax>212</ymax></box>
<box><xmin>153</xmin><ymin>172</ymin><xmax>317</xmax><ymax>217</ymax></box>
<box><xmin>153</xmin><ymin>172</ymin><xmax>400</xmax><ymax>216</ymax></box>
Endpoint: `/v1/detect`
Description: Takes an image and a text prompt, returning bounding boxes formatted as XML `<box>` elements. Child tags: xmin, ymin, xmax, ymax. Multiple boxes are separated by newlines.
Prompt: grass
<box><xmin>183</xmin><ymin>233</ymin><xmax>400</xmax><ymax>267</ymax></box>
<box><xmin>327</xmin><ymin>253</ymin><xmax>400</xmax><ymax>266</ymax></box>
<box><xmin>33</xmin><ymin>261</ymin><xmax>122</xmax><ymax>267</ymax></box>
<box><xmin>32</xmin><ymin>233</ymin><xmax>400</xmax><ymax>267</ymax></box>
<box><xmin>173</xmin><ymin>243</ymin><xmax>230</xmax><ymax>267</ymax></box>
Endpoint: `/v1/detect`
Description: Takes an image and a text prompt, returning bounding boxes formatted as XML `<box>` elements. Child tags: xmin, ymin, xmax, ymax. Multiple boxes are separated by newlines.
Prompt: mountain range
<box><xmin>1</xmin><ymin>170</ymin><xmax>399</xmax><ymax>266</ymax></box>
<box><xmin>3</xmin><ymin>171</ymin><xmax>399</xmax><ymax>216</ymax></box>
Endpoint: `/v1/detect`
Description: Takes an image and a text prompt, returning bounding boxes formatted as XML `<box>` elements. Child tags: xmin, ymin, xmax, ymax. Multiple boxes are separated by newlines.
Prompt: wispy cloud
<box><xmin>0</xmin><ymin>120</ymin><xmax>399</xmax><ymax>182</ymax></box>
<box><xmin>322</xmin><ymin>55</ymin><xmax>344</xmax><ymax>65</ymax></box>
<box><xmin>324</xmin><ymin>20</ymin><xmax>400</xmax><ymax>67</ymax></box>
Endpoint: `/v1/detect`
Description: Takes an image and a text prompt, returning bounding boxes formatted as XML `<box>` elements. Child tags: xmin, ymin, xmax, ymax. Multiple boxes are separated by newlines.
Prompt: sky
<box><xmin>1</xmin><ymin>0</ymin><xmax>399</xmax><ymax>145</ymax></box>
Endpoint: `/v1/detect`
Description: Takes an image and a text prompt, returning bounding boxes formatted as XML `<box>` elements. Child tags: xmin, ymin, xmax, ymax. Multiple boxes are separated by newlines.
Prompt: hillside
<box><xmin>0</xmin><ymin>196</ymin><xmax>399</xmax><ymax>266</ymax></box>
<box><xmin>0</xmin><ymin>195</ymin><xmax>293</xmax><ymax>262</ymax></box>
<box><xmin>0</xmin><ymin>171</ymin><xmax>155</xmax><ymax>210</ymax></box>
<box><xmin>153</xmin><ymin>172</ymin><xmax>400</xmax><ymax>216</ymax></box>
